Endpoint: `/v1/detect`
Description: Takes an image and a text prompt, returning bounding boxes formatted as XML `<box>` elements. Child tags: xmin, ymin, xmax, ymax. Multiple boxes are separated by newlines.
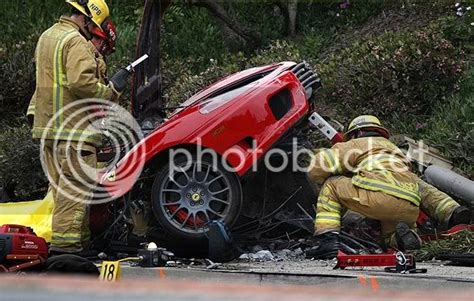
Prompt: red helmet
<box><xmin>91</xmin><ymin>17</ymin><xmax>117</xmax><ymax>56</ymax></box>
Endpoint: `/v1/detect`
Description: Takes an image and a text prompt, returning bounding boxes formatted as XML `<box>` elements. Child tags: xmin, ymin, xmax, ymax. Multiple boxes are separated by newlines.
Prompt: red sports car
<box><xmin>98</xmin><ymin>60</ymin><xmax>319</xmax><ymax>248</ymax></box>
<box><xmin>93</xmin><ymin>2</ymin><xmax>320</xmax><ymax>252</ymax></box>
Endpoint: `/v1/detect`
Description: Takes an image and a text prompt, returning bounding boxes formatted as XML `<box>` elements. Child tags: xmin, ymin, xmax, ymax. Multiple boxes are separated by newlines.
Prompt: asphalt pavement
<box><xmin>1</xmin><ymin>260</ymin><xmax>472</xmax><ymax>301</ymax></box>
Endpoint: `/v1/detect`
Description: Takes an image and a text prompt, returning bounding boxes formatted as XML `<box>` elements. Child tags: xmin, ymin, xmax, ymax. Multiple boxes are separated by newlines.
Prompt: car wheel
<box><xmin>151</xmin><ymin>153</ymin><xmax>242</xmax><ymax>247</ymax></box>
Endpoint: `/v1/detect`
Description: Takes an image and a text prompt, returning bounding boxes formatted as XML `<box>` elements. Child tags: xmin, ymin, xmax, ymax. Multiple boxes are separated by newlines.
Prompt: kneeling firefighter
<box><xmin>307</xmin><ymin>115</ymin><xmax>423</xmax><ymax>259</ymax></box>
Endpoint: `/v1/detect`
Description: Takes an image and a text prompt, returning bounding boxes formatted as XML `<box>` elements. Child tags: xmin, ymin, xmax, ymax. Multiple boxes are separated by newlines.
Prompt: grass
<box><xmin>162</xmin><ymin>4</ymin><xmax>228</xmax><ymax>72</ymax></box>
<box><xmin>107</xmin><ymin>1</ymin><xmax>142</xmax><ymax>72</ymax></box>
<box><xmin>415</xmin><ymin>230</ymin><xmax>474</xmax><ymax>261</ymax></box>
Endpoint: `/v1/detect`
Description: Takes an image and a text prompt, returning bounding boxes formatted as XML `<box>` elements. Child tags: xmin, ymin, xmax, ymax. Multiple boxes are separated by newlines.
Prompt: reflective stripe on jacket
<box><xmin>29</xmin><ymin>16</ymin><xmax>114</xmax><ymax>146</ymax></box>
<box><xmin>27</xmin><ymin>41</ymin><xmax>108</xmax><ymax>121</ymax></box>
<box><xmin>309</xmin><ymin>137</ymin><xmax>421</xmax><ymax>206</ymax></box>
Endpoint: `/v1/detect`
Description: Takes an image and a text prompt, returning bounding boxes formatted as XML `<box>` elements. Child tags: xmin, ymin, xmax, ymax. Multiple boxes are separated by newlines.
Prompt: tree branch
<box><xmin>186</xmin><ymin>0</ymin><xmax>262</xmax><ymax>48</ymax></box>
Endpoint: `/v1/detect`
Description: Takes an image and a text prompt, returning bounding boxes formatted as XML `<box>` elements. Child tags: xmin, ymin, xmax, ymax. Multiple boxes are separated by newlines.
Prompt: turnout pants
<box><xmin>315</xmin><ymin>176</ymin><xmax>419</xmax><ymax>246</ymax></box>
<box><xmin>418</xmin><ymin>180</ymin><xmax>460</xmax><ymax>226</ymax></box>
<box><xmin>42</xmin><ymin>140</ymin><xmax>97</xmax><ymax>253</ymax></box>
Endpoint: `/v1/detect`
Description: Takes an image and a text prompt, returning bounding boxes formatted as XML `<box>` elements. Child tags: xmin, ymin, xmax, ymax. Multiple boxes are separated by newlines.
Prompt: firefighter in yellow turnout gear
<box><xmin>27</xmin><ymin>14</ymin><xmax>116</xmax><ymax>122</ymax></box>
<box><xmin>28</xmin><ymin>0</ymin><xmax>124</xmax><ymax>255</ymax></box>
<box><xmin>307</xmin><ymin>115</ymin><xmax>423</xmax><ymax>259</ymax></box>
<box><xmin>27</xmin><ymin>40</ymin><xmax>109</xmax><ymax>123</ymax></box>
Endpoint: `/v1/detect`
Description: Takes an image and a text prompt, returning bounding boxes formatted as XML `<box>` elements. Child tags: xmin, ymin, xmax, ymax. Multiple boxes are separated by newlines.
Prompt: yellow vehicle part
<box><xmin>0</xmin><ymin>192</ymin><xmax>54</xmax><ymax>242</ymax></box>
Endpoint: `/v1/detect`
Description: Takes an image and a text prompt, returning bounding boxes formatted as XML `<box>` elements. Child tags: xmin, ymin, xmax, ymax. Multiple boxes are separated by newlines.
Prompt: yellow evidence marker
<box><xmin>99</xmin><ymin>261</ymin><xmax>121</xmax><ymax>281</ymax></box>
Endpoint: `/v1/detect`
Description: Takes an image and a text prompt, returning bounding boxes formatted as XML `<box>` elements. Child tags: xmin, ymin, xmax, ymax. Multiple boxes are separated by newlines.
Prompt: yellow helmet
<box><xmin>67</xmin><ymin>0</ymin><xmax>110</xmax><ymax>30</ymax></box>
<box><xmin>345</xmin><ymin>115</ymin><xmax>390</xmax><ymax>139</ymax></box>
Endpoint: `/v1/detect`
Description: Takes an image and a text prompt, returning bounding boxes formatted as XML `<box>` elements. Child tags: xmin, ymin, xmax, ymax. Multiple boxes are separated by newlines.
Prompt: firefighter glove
<box><xmin>110</xmin><ymin>68</ymin><xmax>131</xmax><ymax>93</ymax></box>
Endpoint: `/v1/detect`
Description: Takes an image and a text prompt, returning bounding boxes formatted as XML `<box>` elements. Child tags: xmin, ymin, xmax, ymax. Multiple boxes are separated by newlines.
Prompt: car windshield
<box><xmin>199</xmin><ymin>81</ymin><xmax>258</xmax><ymax>114</ymax></box>
<box><xmin>171</xmin><ymin>67</ymin><xmax>277</xmax><ymax>115</ymax></box>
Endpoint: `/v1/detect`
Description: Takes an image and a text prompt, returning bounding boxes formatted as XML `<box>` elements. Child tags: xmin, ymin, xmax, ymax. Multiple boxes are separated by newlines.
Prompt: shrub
<box><xmin>437</xmin><ymin>10</ymin><xmax>473</xmax><ymax>49</ymax></box>
<box><xmin>246</xmin><ymin>40</ymin><xmax>302</xmax><ymax>66</ymax></box>
<box><xmin>0</xmin><ymin>36</ymin><xmax>38</xmax><ymax>122</ymax></box>
<box><xmin>163</xmin><ymin>40</ymin><xmax>302</xmax><ymax>106</ymax></box>
<box><xmin>386</xmin><ymin>66</ymin><xmax>473</xmax><ymax>178</ymax></box>
<box><xmin>316</xmin><ymin>29</ymin><xmax>468</xmax><ymax>123</ymax></box>
<box><xmin>162</xmin><ymin>55</ymin><xmax>236</xmax><ymax>107</ymax></box>
<box><xmin>298</xmin><ymin>0</ymin><xmax>386</xmax><ymax>33</ymax></box>
<box><xmin>298</xmin><ymin>30</ymin><xmax>331</xmax><ymax>63</ymax></box>
<box><xmin>421</xmin><ymin>67</ymin><xmax>474</xmax><ymax>177</ymax></box>
<box><xmin>0</xmin><ymin>121</ymin><xmax>47</xmax><ymax>201</ymax></box>
<box><xmin>0</xmin><ymin>0</ymin><xmax>66</xmax><ymax>122</ymax></box>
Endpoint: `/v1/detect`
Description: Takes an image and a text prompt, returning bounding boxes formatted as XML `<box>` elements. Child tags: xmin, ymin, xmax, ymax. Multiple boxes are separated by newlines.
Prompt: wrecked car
<box><xmin>96</xmin><ymin>58</ymin><xmax>321</xmax><ymax>253</ymax></box>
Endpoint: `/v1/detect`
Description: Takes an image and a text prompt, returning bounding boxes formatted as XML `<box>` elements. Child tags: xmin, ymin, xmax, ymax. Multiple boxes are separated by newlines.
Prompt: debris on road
<box><xmin>239</xmin><ymin>250</ymin><xmax>275</xmax><ymax>261</ymax></box>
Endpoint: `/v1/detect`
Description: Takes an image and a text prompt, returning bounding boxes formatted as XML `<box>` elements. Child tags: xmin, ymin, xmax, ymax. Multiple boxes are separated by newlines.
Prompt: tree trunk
<box><xmin>186</xmin><ymin>0</ymin><xmax>262</xmax><ymax>49</ymax></box>
<box><xmin>273</xmin><ymin>0</ymin><xmax>299</xmax><ymax>37</ymax></box>
<box><xmin>286</xmin><ymin>0</ymin><xmax>298</xmax><ymax>37</ymax></box>
<box><xmin>214</xmin><ymin>17</ymin><xmax>249</xmax><ymax>51</ymax></box>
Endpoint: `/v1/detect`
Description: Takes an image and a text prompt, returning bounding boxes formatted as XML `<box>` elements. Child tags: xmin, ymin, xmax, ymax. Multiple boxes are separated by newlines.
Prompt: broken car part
<box><xmin>98</xmin><ymin>61</ymin><xmax>321</xmax><ymax>253</ymax></box>
<box><xmin>393</xmin><ymin>135</ymin><xmax>453</xmax><ymax>169</ymax></box>
<box><xmin>207</xmin><ymin>220</ymin><xmax>240</xmax><ymax>263</ymax></box>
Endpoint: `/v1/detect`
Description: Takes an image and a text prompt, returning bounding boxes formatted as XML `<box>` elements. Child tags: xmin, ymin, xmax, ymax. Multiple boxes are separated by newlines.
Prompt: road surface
<box><xmin>0</xmin><ymin>260</ymin><xmax>473</xmax><ymax>301</ymax></box>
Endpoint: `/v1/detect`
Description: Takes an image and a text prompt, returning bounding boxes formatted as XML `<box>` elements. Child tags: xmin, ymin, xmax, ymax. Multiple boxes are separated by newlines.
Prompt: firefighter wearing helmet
<box><xmin>306</xmin><ymin>115</ymin><xmax>470</xmax><ymax>259</ymax></box>
<box><xmin>27</xmin><ymin>0</ymin><xmax>124</xmax><ymax>256</ymax></box>
<box><xmin>306</xmin><ymin>115</ymin><xmax>422</xmax><ymax>259</ymax></box>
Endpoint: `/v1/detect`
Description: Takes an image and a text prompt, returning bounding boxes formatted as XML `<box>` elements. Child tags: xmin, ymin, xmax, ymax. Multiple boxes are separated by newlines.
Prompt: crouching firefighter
<box><xmin>307</xmin><ymin>115</ymin><xmax>423</xmax><ymax>259</ymax></box>
<box><xmin>28</xmin><ymin>0</ymin><xmax>130</xmax><ymax>256</ymax></box>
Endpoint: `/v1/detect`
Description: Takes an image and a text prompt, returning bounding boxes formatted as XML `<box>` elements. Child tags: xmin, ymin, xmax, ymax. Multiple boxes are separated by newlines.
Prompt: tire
<box><xmin>151</xmin><ymin>153</ymin><xmax>242</xmax><ymax>249</ymax></box>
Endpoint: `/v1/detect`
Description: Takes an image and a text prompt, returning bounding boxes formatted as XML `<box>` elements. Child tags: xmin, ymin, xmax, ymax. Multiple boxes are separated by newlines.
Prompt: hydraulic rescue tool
<box><xmin>0</xmin><ymin>224</ymin><xmax>48</xmax><ymax>272</ymax></box>
<box><xmin>335</xmin><ymin>251</ymin><xmax>427</xmax><ymax>273</ymax></box>
<box><xmin>110</xmin><ymin>54</ymin><xmax>149</xmax><ymax>93</ymax></box>
<box><xmin>308</xmin><ymin>112</ymin><xmax>344</xmax><ymax>144</ymax></box>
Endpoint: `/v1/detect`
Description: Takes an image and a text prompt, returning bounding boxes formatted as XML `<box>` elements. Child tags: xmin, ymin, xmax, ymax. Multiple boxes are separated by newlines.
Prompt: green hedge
<box><xmin>422</xmin><ymin>67</ymin><xmax>474</xmax><ymax>177</ymax></box>
<box><xmin>316</xmin><ymin>29</ymin><xmax>467</xmax><ymax>123</ymax></box>
<box><xmin>0</xmin><ymin>36</ymin><xmax>38</xmax><ymax>121</ymax></box>
<box><xmin>0</xmin><ymin>121</ymin><xmax>46</xmax><ymax>200</ymax></box>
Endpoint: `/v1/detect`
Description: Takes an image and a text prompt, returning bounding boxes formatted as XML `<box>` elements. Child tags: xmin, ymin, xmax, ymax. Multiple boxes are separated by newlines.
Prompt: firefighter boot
<box><xmin>306</xmin><ymin>232</ymin><xmax>340</xmax><ymax>259</ymax></box>
<box><xmin>448</xmin><ymin>206</ymin><xmax>471</xmax><ymax>228</ymax></box>
<box><xmin>395</xmin><ymin>223</ymin><xmax>422</xmax><ymax>251</ymax></box>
